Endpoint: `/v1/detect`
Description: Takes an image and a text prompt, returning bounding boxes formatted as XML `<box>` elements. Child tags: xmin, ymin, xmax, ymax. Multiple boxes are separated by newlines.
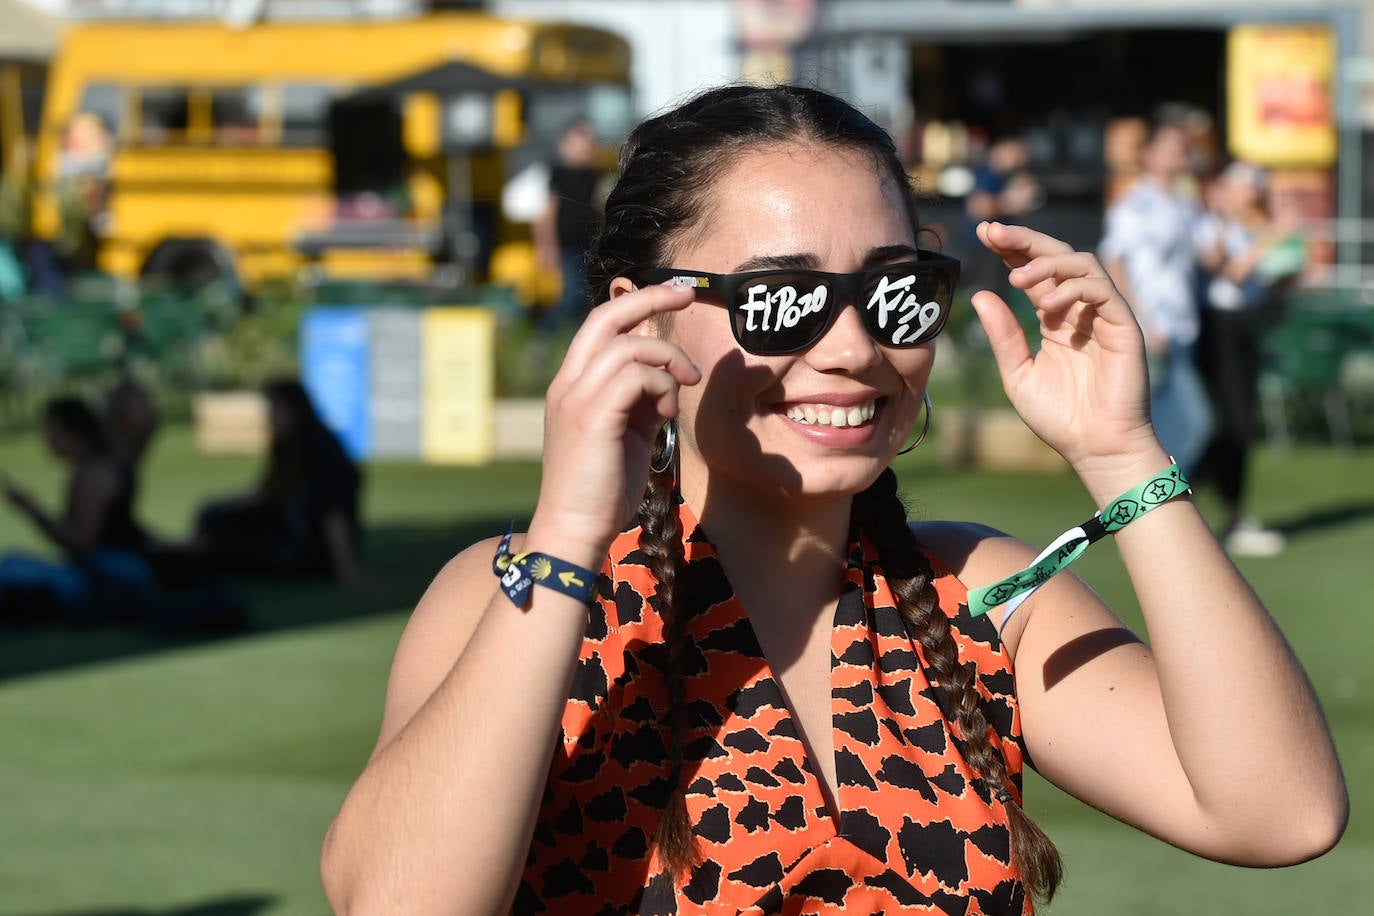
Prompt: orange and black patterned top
<box><xmin>515</xmin><ymin>501</ymin><xmax>1029</xmax><ymax>914</ymax></box>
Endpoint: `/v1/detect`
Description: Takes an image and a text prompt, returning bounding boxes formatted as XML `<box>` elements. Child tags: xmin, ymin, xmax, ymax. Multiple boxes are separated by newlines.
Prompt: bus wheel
<box><xmin>140</xmin><ymin>240</ymin><xmax>240</xmax><ymax>295</ymax></box>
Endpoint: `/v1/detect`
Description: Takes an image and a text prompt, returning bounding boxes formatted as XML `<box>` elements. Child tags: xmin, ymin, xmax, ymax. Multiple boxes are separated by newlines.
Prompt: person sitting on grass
<box><xmin>187</xmin><ymin>378</ymin><xmax>365</xmax><ymax>585</ymax></box>
<box><xmin>0</xmin><ymin>396</ymin><xmax>157</xmax><ymax>626</ymax></box>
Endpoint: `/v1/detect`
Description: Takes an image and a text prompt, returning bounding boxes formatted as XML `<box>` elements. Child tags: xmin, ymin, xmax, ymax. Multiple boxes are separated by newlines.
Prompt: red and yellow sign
<box><xmin>1227</xmin><ymin>24</ymin><xmax>1336</xmax><ymax>167</ymax></box>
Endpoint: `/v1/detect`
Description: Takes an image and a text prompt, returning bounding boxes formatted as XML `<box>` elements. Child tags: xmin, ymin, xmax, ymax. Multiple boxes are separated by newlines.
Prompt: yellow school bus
<box><xmin>31</xmin><ymin>13</ymin><xmax>632</xmax><ymax>292</ymax></box>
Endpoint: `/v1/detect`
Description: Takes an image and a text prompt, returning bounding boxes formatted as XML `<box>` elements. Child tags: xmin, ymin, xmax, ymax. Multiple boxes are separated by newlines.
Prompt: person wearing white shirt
<box><xmin>1100</xmin><ymin>123</ymin><xmax>1212</xmax><ymax>475</ymax></box>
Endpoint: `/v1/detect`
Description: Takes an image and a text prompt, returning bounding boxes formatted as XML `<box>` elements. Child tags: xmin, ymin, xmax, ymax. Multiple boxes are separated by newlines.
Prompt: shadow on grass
<box><xmin>36</xmin><ymin>894</ymin><xmax>276</xmax><ymax>916</ymax></box>
<box><xmin>1269</xmin><ymin>500</ymin><xmax>1374</xmax><ymax>537</ymax></box>
<box><xmin>0</xmin><ymin>514</ymin><xmax>519</xmax><ymax>683</ymax></box>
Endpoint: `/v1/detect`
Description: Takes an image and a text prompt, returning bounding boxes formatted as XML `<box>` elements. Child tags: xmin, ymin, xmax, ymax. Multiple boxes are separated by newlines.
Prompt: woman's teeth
<box><xmin>785</xmin><ymin>401</ymin><xmax>877</xmax><ymax>428</ymax></box>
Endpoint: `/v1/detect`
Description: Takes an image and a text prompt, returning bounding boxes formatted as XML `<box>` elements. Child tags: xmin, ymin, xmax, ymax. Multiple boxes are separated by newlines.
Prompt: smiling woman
<box><xmin>318</xmin><ymin>84</ymin><xmax>1347</xmax><ymax>915</ymax></box>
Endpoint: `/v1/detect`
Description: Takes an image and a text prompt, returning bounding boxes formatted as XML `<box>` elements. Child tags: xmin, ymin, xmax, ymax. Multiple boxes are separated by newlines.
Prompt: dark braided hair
<box><xmin>637</xmin><ymin>442</ymin><xmax>695</xmax><ymax>877</ymax></box>
<box><xmin>587</xmin><ymin>83</ymin><xmax>1061</xmax><ymax>902</ymax></box>
<box><xmin>852</xmin><ymin>468</ymin><xmax>1062</xmax><ymax>903</ymax></box>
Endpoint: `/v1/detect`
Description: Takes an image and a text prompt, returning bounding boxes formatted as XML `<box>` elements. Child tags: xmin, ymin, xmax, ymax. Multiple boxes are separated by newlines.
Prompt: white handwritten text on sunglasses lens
<box><xmin>738</xmin><ymin>282</ymin><xmax>829</xmax><ymax>334</ymax></box>
<box><xmin>731</xmin><ymin>273</ymin><xmax>943</xmax><ymax>346</ymax></box>
<box><xmin>867</xmin><ymin>274</ymin><xmax>943</xmax><ymax>345</ymax></box>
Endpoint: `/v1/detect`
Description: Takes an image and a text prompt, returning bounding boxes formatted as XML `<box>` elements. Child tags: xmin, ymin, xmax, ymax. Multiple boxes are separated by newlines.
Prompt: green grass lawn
<box><xmin>0</xmin><ymin>423</ymin><xmax>1369</xmax><ymax>914</ymax></box>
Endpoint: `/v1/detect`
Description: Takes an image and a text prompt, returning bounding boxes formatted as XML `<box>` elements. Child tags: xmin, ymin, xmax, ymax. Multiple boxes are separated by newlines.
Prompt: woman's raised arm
<box><xmin>970</xmin><ymin>220</ymin><xmax>1347</xmax><ymax>864</ymax></box>
<box><xmin>319</xmin><ymin>281</ymin><xmax>699</xmax><ymax>914</ymax></box>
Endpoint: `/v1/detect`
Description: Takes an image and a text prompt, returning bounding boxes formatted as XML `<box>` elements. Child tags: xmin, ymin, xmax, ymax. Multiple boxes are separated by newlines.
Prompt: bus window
<box><xmin>328</xmin><ymin>96</ymin><xmax>405</xmax><ymax>211</ymax></box>
<box><xmin>523</xmin><ymin>88</ymin><xmax>584</xmax><ymax>146</ymax></box>
<box><xmin>139</xmin><ymin>87</ymin><xmax>190</xmax><ymax>144</ymax></box>
<box><xmin>586</xmin><ymin>84</ymin><xmax>633</xmax><ymax>141</ymax></box>
<box><xmin>211</xmin><ymin>87</ymin><xmax>263</xmax><ymax>145</ymax></box>
<box><xmin>76</xmin><ymin>84</ymin><xmax>122</xmax><ymax>139</ymax></box>
<box><xmin>280</xmin><ymin>83</ymin><xmax>334</xmax><ymax>147</ymax></box>
<box><xmin>522</xmin><ymin>83</ymin><xmax>632</xmax><ymax>147</ymax></box>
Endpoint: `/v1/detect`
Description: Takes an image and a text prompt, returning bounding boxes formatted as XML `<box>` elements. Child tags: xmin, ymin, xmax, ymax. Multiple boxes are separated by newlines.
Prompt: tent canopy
<box><xmin>348</xmin><ymin>60</ymin><xmax>540</xmax><ymax>101</ymax></box>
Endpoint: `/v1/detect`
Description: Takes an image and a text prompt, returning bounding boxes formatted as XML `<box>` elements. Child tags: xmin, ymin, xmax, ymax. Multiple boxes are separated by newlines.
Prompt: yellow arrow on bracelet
<box><xmin>559</xmin><ymin>571</ymin><xmax>585</xmax><ymax>588</ymax></box>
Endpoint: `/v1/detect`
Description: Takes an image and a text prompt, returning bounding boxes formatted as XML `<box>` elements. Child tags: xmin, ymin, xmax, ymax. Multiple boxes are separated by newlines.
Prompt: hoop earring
<box><xmin>649</xmin><ymin>420</ymin><xmax>678</xmax><ymax>475</ymax></box>
<box><xmin>897</xmin><ymin>393</ymin><xmax>933</xmax><ymax>455</ymax></box>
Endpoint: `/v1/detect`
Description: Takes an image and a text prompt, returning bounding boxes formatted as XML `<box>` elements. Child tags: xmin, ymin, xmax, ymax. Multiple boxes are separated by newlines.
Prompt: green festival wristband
<box><xmin>491</xmin><ymin>529</ymin><xmax>597</xmax><ymax>609</ymax></box>
<box><xmin>966</xmin><ymin>462</ymin><xmax>1191</xmax><ymax>618</ymax></box>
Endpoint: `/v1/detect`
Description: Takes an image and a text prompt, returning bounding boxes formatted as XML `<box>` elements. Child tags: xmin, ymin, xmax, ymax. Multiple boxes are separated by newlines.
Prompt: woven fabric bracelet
<box><xmin>491</xmin><ymin>529</ymin><xmax>597</xmax><ymax>609</ymax></box>
<box><xmin>966</xmin><ymin>461</ymin><xmax>1191</xmax><ymax>619</ymax></box>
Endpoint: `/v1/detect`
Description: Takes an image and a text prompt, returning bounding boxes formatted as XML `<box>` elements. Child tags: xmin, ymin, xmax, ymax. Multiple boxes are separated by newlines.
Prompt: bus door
<box><xmin>292</xmin><ymin>93</ymin><xmax>438</xmax><ymax>284</ymax></box>
<box><xmin>297</xmin><ymin>62</ymin><xmax>530</xmax><ymax>290</ymax></box>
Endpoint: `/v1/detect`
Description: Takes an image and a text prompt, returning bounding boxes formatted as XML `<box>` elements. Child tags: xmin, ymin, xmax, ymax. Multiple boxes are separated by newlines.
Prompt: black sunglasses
<box><xmin>631</xmin><ymin>251</ymin><xmax>959</xmax><ymax>355</ymax></box>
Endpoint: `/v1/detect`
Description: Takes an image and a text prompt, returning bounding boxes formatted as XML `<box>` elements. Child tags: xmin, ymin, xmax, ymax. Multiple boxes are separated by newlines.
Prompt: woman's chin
<box><xmin>766</xmin><ymin>456</ymin><xmax>895</xmax><ymax>502</ymax></box>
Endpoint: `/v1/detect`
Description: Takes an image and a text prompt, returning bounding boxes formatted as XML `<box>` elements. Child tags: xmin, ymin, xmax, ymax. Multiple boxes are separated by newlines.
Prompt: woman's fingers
<box><xmin>970</xmin><ymin>221</ymin><xmax>1154</xmax><ymax>469</ymax></box>
<box><xmin>621</xmin><ymin>363</ymin><xmax>686</xmax><ymax>427</ymax></box>
<box><xmin>976</xmin><ymin>220</ymin><xmax>1074</xmax><ymax>268</ymax></box>
<box><xmin>976</xmin><ymin>221</ymin><xmax>1133</xmax><ymax>329</ymax></box>
<box><xmin>537</xmin><ymin>328</ymin><xmax>704</xmax><ymax>544</ymax></box>
<box><xmin>1015</xmin><ymin>267</ymin><xmax>1141</xmax><ymax>342</ymax></box>
<box><xmin>987</xmin><ymin>233</ymin><xmax>1142</xmax><ymax>341</ymax></box>
<box><xmin>1035</xmin><ymin>276</ymin><xmax>1124</xmax><ymax>315</ymax></box>
<box><xmin>970</xmin><ymin>289</ymin><xmax>1034</xmax><ymax>388</ymax></box>
<box><xmin>558</xmin><ymin>281</ymin><xmax>695</xmax><ymax>379</ymax></box>
<box><xmin>555</xmin><ymin>335</ymin><xmax>700</xmax><ymax>416</ymax></box>
<box><xmin>1007</xmin><ymin>251</ymin><xmax>1103</xmax><ymax>290</ymax></box>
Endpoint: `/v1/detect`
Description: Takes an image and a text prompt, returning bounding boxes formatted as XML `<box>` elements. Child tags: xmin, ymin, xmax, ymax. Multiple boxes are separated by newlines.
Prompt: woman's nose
<box><xmin>803</xmin><ymin>303</ymin><xmax>883</xmax><ymax>373</ymax></box>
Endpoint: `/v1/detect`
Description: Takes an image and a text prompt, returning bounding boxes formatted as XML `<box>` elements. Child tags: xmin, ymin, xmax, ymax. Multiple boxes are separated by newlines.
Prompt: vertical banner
<box><xmin>301</xmin><ymin>307</ymin><xmax>372</xmax><ymax>460</ymax></box>
<box><xmin>421</xmin><ymin>307</ymin><xmax>496</xmax><ymax>464</ymax></box>
<box><xmin>368</xmin><ymin>308</ymin><xmax>424</xmax><ymax>459</ymax></box>
<box><xmin>1227</xmin><ymin>24</ymin><xmax>1336</xmax><ymax>167</ymax></box>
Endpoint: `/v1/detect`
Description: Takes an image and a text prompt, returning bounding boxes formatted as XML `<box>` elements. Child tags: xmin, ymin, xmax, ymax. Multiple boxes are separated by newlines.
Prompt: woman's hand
<box><xmin>971</xmin><ymin>221</ymin><xmax>1159</xmax><ymax>475</ymax></box>
<box><xmin>528</xmin><ymin>281</ymin><xmax>700</xmax><ymax>561</ymax></box>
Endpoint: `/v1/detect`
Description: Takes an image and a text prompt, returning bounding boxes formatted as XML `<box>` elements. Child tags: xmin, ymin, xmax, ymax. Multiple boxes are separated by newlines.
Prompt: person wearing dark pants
<box><xmin>533</xmin><ymin>119</ymin><xmax>600</xmax><ymax>335</ymax></box>
<box><xmin>1195</xmin><ymin>161</ymin><xmax>1297</xmax><ymax>557</ymax></box>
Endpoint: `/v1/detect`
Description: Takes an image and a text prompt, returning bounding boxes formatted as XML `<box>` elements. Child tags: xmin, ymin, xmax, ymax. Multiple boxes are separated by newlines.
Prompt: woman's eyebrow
<box><xmin>731</xmin><ymin>253</ymin><xmax>817</xmax><ymax>272</ymax></box>
<box><xmin>731</xmin><ymin>245</ymin><xmax>921</xmax><ymax>274</ymax></box>
<box><xmin>862</xmin><ymin>244</ymin><xmax>921</xmax><ymax>267</ymax></box>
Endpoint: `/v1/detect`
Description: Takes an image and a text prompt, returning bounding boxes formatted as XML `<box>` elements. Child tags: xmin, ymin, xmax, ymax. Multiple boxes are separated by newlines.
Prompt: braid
<box><xmin>852</xmin><ymin>468</ymin><xmax>1063</xmax><ymax>904</ymax></box>
<box><xmin>637</xmin><ymin>458</ymin><xmax>696</xmax><ymax>881</ymax></box>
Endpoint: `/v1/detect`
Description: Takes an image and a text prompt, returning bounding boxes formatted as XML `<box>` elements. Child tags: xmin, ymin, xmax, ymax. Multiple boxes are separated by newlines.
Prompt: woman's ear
<box><xmin>610</xmin><ymin>276</ymin><xmax>659</xmax><ymax>338</ymax></box>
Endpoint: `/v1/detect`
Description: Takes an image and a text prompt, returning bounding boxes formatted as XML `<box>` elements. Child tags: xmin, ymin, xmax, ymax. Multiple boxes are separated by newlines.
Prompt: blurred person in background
<box><xmin>964</xmin><ymin>134</ymin><xmax>1041</xmax><ymax>227</ymax></box>
<box><xmin>1100</xmin><ymin>121</ymin><xmax>1211</xmax><ymax>475</ymax></box>
<box><xmin>0</xmin><ymin>140</ymin><xmax>32</xmax><ymax>300</ymax></box>
<box><xmin>0</xmin><ymin>396</ymin><xmax>157</xmax><ymax>626</ymax></box>
<box><xmin>106</xmin><ymin>375</ymin><xmax>161</xmax><ymax>470</ymax></box>
<box><xmin>533</xmin><ymin>118</ymin><xmax>600</xmax><ymax>336</ymax></box>
<box><xmin>102</xmin><ymin>374</ymin><xmax>160</xmax><ymax>554</ymax></box>
<box><xmin>98</xmin><ymin>376</ymin><xmax>250</xmax><ymax>634</ymax></box>
<box><xmin>0</xmin><ymin>137</ymin><xmax>64</xmax><ymax>300</ymax></box>
<box><xmin>1195</xmin><ymin>160</ymin><xmax>1302</xmax><ymax>557</ymax></box>
<box><xmin>188</xmin><ymin>378</ymin><xmax>365</xmax><ymax>585</ymax></box>
<box><xmin>321</xmin><ymin>84</ymin><xmax>1345</xmax><ymax>914</ymax></box>
<box><xmin>964</xmin><ymin>133</ymin><xmax>1043</xmax><ymax>298</ymax></box>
